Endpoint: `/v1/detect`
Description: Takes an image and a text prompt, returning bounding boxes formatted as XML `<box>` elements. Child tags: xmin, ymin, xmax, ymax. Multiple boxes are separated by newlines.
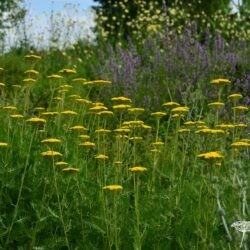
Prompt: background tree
<box><xmin>93</xmin><ymin>0</ymin><xmax>231</xmax><ymax>42</ymax></box>
<box><xmin>0</xmin><ymin>0</ymin><xmax>26</xmax><ymax>40</ymax></box>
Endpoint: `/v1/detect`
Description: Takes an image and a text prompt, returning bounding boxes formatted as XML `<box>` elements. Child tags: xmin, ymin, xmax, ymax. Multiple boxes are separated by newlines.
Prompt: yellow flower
<box><xmin>152</xmin><ymin>141</ymin><xmax>164</xmax><ymax>146</ymax></box>
<box><xmin>162</xmin><ymin>102</ymin><xmax>180</xmax><ymax>108</ymax></box>
<box><xmin>95</xmin><ymin>154</ymin><xmax>109</xmax><ymax>160</ymax></box>
<box><xmin>197</xmin><ymin>151</ymin><xmax>224</xmax><ymax>160</ymax></box>
<box><xmin>184</xmin><ymin>121</ymin><xmax>196</xmax><ymax>126</ymax></box>
<box><xmin>0</xmin><ymin>82</ymin><xmax>5</xmax><ymax>87</ymax></box>
<box><xmin>0</xmin><ymin>67</ymin><xmax>4</xmax><ymax>71</ymax></box>
<box><xmin>70</xmin><ymin>125</ymin><xmax>88</xmax><ymax>131</ymax></box>
<box><xmin>114</xmin><ymin>161</ymin><xmax>122</xmax><ymax>165</ymax></box>
<box><xmin>41</xmin><ymin>111</ymin><xmax>59</xmax><ymax>116</ymax></box>
<box><xmin>12</xmin><ymin>84</ymin><xmax>21</xmax><ymax>89</ymax></box>
<box><xmin>59</xmin><ymin>68</ymin><xmax>77</xmax><ymax>74</ymax></box>
<box><xmin>232</xmin><ymin>106</ymin><xmax>248</xmax><ymax>111</ymax></box>
<box><xmin>112</xmin><ymin>104</ymin><xmax>131</xmax><ymax>110</ymax></box>
<box><xmin>79</xmin><ymin>134</ymin><xmax>90</xmax><ymax>140</ymax></box>
<box><xmin>231</xmin><ymin>141</ymin><xmax>250</xmax><ymax>148</ymax></box>
<box><xmin>47</xmin><ymin>74</ymin><xmax>63</xmax><ymax>79</ymax></box>
<box><xmin>89</xmin><ymin>106</ymin><xmax>108</xmax><ymax>112</ymax></box>
<box><xmin>75</xmin><ymin>98</ymin><xmax>92</xmax><ymax>105</ymax></box>
<box><xmin>24</xmin><ymin>54</ymin><xmax>42</xmax><ymax>60</ymax></box>
<box><xmin>195</xmin><ymin>128</ymin><xmax>225</xmax><ymax>135</ymax></box>
<box><xmin>129</xmin><ymin>136</ymin><xmax>143</xmax><ymax>141</ymax></box>
<box><xmin>62</xmin><ymin>167</ymin><xmax>80</xmax><ymax>173</ymax></box>
<box><xmin>128</xmin><ymin>107</ymin><xmax>145</xmax><ymax>114</ymax></box>
<box><xmin>55</xmin><ymin>161</ymin><xmax>69</xmax><ymax>166</ymax></box>
<box><xmin>23</xmin><ymin>78</ymin><xmax>36</xmax><ymax>83</ymax></box>
<box><xmin>53</xmin><ymin>97</ymin><xmax>62</xmax><ymax>101</ymax></box>
<box><xmin>24</xmin><ymin>69</ymin><xmax>39</xmax><ymax>75</ymax></box>
<box><xmin>111</xmin><ymin>96</ymin><xmax>132</xmax><ymax>103</ymax></box>
<box><xmin>172</xmin><ymin>114</ymin><xmax>185</xmax><ymax>118</ymax></box>
<box><xmin>178</xmin><ymin>128</ymin><xmax>190</xmax><ymax>133</ymax></box>
<box><xmin>103</xmin><ymin>185</ymin><xmax>123</xmax><ymax>191</ymax></box>
<box><xmin>210</xmin><ymin>78</ymin><xmax>230</xmax><ymax>85</ymax></box>
<box><xmin>208</xmin><ymin>102</ymin><xmax>225</xmax><ymax>108</ymax></box>
<box><xmin>97</xmin><ymin>111</ymin><xmax>114</xmax><ymax>116</ymax></box>
<box><xmin>34</xmin><ymin>107</ymin><xmax>45</xmax><ymax>111</ymax></box>
<box><xmin>61</xmin><ymin>110</ymin><xmax>78</xmax><ymax>115</ymax></box>
<box><xmin>79</xmin><ymin>141</ymin><xmax>95</xmax><ymax>147</ymax></box>
<box><xmin>216</xmin><ymin>124</ymin><xmax>235</xmax><ymax>129</ymax></box>
<box><xmin>234</xmin><ymin>123</ymin><xmax>247</xmax><ymax>128</ymax></box>
<box><xmin>83</xmin><ymin>80</ymin><xmax>111</xmax><ymax>87</ymax></box>
<box><xmin>68</xmin><ymin>94</ymin><xmax>81</xmax><ymax>99</ymax></box>
<box><xmin>41</xmin><ymin>150</ymin><xmax>63</xmax><ymax>157</ymax></box>
<box><xmin>141</xmin><ymin>124</ymin><xmax>152</xmax><ymax>129</ymax></box>
<box><xmin>95</xmin><ymin>129</ymin><xmax>111</xmax><ymax>133</ymax></box>
<box><xmin>151</xmin><ymin>111</ymin><xmax>166</xmax><ymax>118</ymax></box>
<box><xmin>26</xmin><ymin>117</ymin><xmax>46</xmax><ymax>124</ymax></box>
<box><xmin>129</xmin><ymin>166</ymin><xmax>147</xmax><ymax>172</ymax></box>
<box><xmin>3</xmin><ymin>106</ymin><xmax>17</xmax><ymax>110</ymax></box>
<box><xmin>171</xmin><ymin>106</ymin><xmax>189</xmax><ymax>113</ymax></box>
<box><xmin>0</xmin><ymin>142</ymin><xmax>8</xmax><ymax>147</ymax></box>
<box><xmin>227</xmin><ymin>93</ymin><xmax>243</xmax><ymax>101</ymax></box>
<box><xmin>10</xmin><ymin>114</ymin><xmax>24</xmax><ymax>119</ymax></box>
<box><xmin>114</xmin><ymin>128</ymin><xmax>131</xmax><ymax>133</ymax></box>
<box><xmin>41</xmin><ymin>138</ymin><xmax>61</xmax><ymax>144</ymax></box>
<box><xmin>72</xmin><ymin>78</ymin><xmax>86</xmax><ymax>82</ymax></box>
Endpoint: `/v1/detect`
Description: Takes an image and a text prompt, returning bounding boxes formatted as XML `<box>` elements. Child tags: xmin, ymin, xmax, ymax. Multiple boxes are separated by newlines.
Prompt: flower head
<box><xmin>129</xmin><ymin>166</ymin><xmax>147</xmax><ymax>172</ymax></box>
<box><xmin>41</xmin><ymin>150</ymin><xmax>63</xmax><ymax>157</ymax></box>
<box><xmin>103</xmin><ymin>185</ymin><xmax>123</xmax><ymax>191</ymax></box>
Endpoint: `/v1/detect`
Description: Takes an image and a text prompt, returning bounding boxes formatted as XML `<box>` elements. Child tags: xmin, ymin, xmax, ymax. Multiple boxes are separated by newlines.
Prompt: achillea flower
<box><xmin>129</xmin><ymin>136</ymin><xmax>143</xmax><ymax>141</ymax></box>
<box><xmin>75</xmin><ymin>98</ymin><xmax>92</xmax><ymax>105</ymax></box>
<box><xmin>150</xmin><ymin>149</ymin><xmax>160</xmax><ymax>153</ymax></box>
<box><xmin>79</xmin><ymin>141</ymin><xmax>95</xmax><ymax>147</ymax></box>
<box><xmin>41</xmin><ymin>150</ymin><xmax>63</xmax><ymax>157</ymax></box>
<box><xmin>210</xmin><ymin>78</ymin><xmax>230</xmax><ymax>85</ymax></box>
<box><xmin>184</xmin><ymin>121</ymin><xmax>196</xmax><ymax>126</ymax></box>
<box><xmin>171</xmin><ymin>114</ymin><xmax>185</xmax><ymax>118</ymax></box>
<box><xmin>60</xmin><ymin>84</ymin><xmax>72</xmax><ymax>89</ymax></box>
<box><xmin>24</xmin><ymin>54</ymin><xmax>42</xmax><ymax>60</ymax></box>
<box><xmin>195</xmin><ymin>128</ymin><xmax>225</xmax><ymax>135</ymax></box>
<box><xmin>232</xmin><ymin>106</ymin><xmax>248</xmax><ymax>111</ymax></box>
<box><xmin>196</xmin><ymin>121</ymin><xmax>206</xmax><ymax>125</ymax></box>
<box><xmin>129</xmin><ymin>166</ymin><xmax>147</xmax><ymax>172</ymax></box>
<box><xmin>34</xmin><ymin>107</ymin><xmax>45</xmax><ymax>111</ymax></box>
<box><xmin>41</xmin><ymin>111</ymin><xmax>59</xmax><ymax>116</ymax></box>
<box><xmin>79</xmin><ymin>134</ymin><xmax>90</xmax><ymax>140</ymax></box>
<box><xmin>70</xmin><ymin>125</ymin><xmax>88</xmax><ymax>131</ymax></box>
<box><xmin>0</xmin><ymin>83</ymin><xmax>5</xmax><ymax>87</ymax></box>
<box><xmin>197</xmin><ymin>151</ymin><xmax>224</xmax><ymax>160</ymax></box>
<box><xmin>123</xmin><ymin>120</ymin><xmax>144</xmax><ymax>128</ymax></box>
<box><xmin>47</xmin><ymin>74</ymin><xmax>63</xmax><ymax>79</ymax></box>
<box><xmin>3</xmin><ymin>106</ymin><xmax>17</xmax><ymax>110</ymax></box>
<box><xmin>59</xmin><ymin>68</ymin><xmax>77</xmax><ymax>74</ymax></box>
<box><xmin>231</xmin><ymin>141</ymin><xmax>250</xmax><ymax>148</ymax></box>
<box><xmin>227</xmin><ymin>93</ymin><xmax>243</xmax><ymax>101</ymax></box>
<box><xmin>111</xmin><ymin>96</ymin><xmax>132</xmax><ymax>103</ymax></box>
<box><xmin>0</xmin><ymin>67</ymin><xmax>4</xmax><ymax>71</ymax></box>
<box><xmin>116</xmin><ymin>135</ymin><xmax>129</xmax><ymax>139</ymax></box>
<box><xmin>208</xmin><ymin>102</ymin><xmax>225</xmax><ymax>108</ymax></box>
<box><xmin>26</xmin><ymin>117</ymin><xmax>46</xmax><ymax>124</ymax></box>
<box><xmin>55</xmin><ymin>161</ymin><xmax>69</xmax><ymax>166</ymax></box>
<box><xmin>72</xmin><ymin>78</ymin><xmax>86</xmax><ymax>82</ymax></box>
<box><xmin>92</xmin><ymin>102</ymin><xmax>105</xmax><ymax>106</ymax></box>
<box><xmin>141</xmin><ymin>124</ymin><xmax>152</xmax><ymax>129</ymax></box>
<box><xmin>114</xmin><ymin>128</ymin><xmax>131</xmax><ymax>133</ymax></box>
<box><xmin>95</xmin><ymin>154</ymin><xmax>109</xmax><ymax>160</ymax></box>
<box><xmin>23</xmin><ymin>78</ymin><xmax>36</xmax><ymax>83</ymax></box>
<box><xmin>128</xmin><ymin>107</ymin><xmax>145</xmax><ymax>114</ymax></box>
<box><xmin>234</xmin><ymin>123</ymin><xmax>247</xmax><ymax>128</ymax></box>
<box><xmin>12</xmin><ymin>84</ymin><xmax>21</xmax><ymax>89</ymax></box>
<box><xmin>89</xmin><ymin>106</ymin><xmax>108</xmax><ymax>112</ymax></box>
<box><xmin>103</xmin><ymin>185</ymin><xmax>123</xmax><ymax>191</ymax></box>
<box><xmin>162</xmin><ymin>102</ymin><xmax>180</xmax><ymax>108</ymax></box>
<box><xmin>171</xmin><ymin>106</ymin><xmax>189</xmax><ymax>113</ymax></box>
<box><xmin>95</xmin><ymin>129</ymin><xmax>111</xmax><ymax>134</ymax></box>
<box><xmin>97</xmin><ymin>111</ymin><xmax>114</xmax><ymax>116</ymax></box>
<box><xmin>83</xmin><ymin>80</ymin><xmax>111</xmax><ymax>86</ymax></box>
<box><xmin>112</xmin><ymin>104</ymin><xmax>131</xmax><ymax>110</ymax></box>
<box><xmin>68</xmin><ymin>94</ymin><xmax>81</xmax><ymax>99</ymax></box>
<box><xmin>61</xmin><ymin>110</ymin><xmax>78</xmax><ymax>115</ymax></box>
<box><xmin>0</xmin><ymin>142</ymin><xmax>8</xmax><ymax>147</ymax></box>
<box><xmin>24</xmin><ymin>69</ymin><xmax>39</xmax><ymax>75</ymax></box>
<box><xmin>41</xmin><ymin>138</ymin><xmax>61</xmax><ymax>144</ymax></box>
<box><xmin>152</xmin><ymin>141</ymin><xmax>164</xmax><ymax>146</ymax></box>
<box><xmin>217</xmin><ymin>124</ymin><xmax>235</xmax><ymax>129</ymax></box>
<box><xmin>62</xmin><ymin>167</ymin><xmax>79</xmax><ymax>173</ymax></box>
<box><xmin>151</xmin><ymin>111</ymin><xmax>166</xmax><ymax>118</ymax></box>
<box><xmin>178</xmin><ymin>128</ymin><xmax>190</xmax><ymax>133</ymax></box>
<box><xmin>10</xmin><ymin>114</ymin><xmax>24</xmax><ymax>119</ymax></box>
<box><xmin>114</xmin><ymin>161</ymin><xmax>122</xmax><ymax>165</ymax></box>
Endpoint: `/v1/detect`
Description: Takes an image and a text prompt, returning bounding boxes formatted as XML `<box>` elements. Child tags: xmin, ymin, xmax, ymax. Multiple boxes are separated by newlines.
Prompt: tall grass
<box><xmin>0</xmin><ymin>55</ymin><xmax>249</xmax><ymax>249</ymax></box>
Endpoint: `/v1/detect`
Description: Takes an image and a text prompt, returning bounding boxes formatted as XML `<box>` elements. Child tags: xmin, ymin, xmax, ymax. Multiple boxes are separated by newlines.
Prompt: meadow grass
<box><xmin>0</xmin><ymin>55</ymin><xmax>249</xmax><ymax>249</ymax></box>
